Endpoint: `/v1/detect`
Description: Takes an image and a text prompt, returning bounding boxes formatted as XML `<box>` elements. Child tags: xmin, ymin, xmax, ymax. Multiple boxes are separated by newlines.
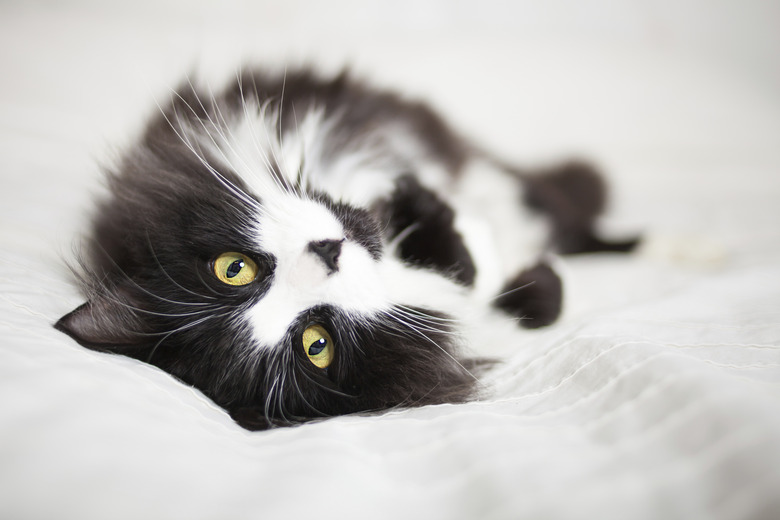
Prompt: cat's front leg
<box><xmin>379</xmin><ymin>174</ymin><xmax>476</xmax><ymax>286</ymax></box>
<box><xmin>493</xmin><ymin>262</ymin><xmax>563</xmax><ymax>329</ymax></box>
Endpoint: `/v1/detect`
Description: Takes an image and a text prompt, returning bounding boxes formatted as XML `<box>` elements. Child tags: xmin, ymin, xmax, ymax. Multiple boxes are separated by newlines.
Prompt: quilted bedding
<box><xmin>2</xmin><ymin>2</ymin><xmax>779</xmax><ymax>519</ymax></box>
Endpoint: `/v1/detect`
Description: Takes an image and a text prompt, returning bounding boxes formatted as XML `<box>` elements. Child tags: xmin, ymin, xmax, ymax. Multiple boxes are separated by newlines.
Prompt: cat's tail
<box><xmin>501</xmin><ymin>158</ymin><xmax>641</xmax><ymax>255</ymax></box>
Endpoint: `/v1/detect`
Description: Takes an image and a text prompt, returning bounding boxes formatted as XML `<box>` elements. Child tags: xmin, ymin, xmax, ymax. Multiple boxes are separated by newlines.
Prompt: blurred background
<box><xmin>1</xmin><ymin>4</ymin><xmax>780</xmax><ymax>518</ymax></box>
<box><xmin>1</xmin><ymin>0</ymin><xmax>779</xmax><ymax>254</ymax></box>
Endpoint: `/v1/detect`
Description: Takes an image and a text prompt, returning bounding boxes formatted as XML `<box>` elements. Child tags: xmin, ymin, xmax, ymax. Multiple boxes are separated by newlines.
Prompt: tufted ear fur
<box><xmin>55</xmin><ymin>287</ymin><xmax>149</xmax><ymax>354</ymax></box>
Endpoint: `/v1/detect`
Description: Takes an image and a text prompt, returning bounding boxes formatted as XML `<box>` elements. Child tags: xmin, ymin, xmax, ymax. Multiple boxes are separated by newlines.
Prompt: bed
<box><xmin>2</xmin><ymin>2</ymin><xmax>779</xmax><ymax>519</ymax></box>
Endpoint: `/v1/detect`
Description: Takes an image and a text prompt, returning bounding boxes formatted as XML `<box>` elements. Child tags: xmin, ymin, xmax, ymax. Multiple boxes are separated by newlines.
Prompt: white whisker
<box><xmin>382</xmin><ymin>308</ymin><xmax>480</xmax><ymax>383</ymax></box>
<box><xmin>152</xmin><ymin>93</ymin><xmax>264</xmax><ymax>217</ymax></box>
<box><xmin>490</xmin><ymin>280</ymin><xmax>536</xmax><ymax>301</ymax></box>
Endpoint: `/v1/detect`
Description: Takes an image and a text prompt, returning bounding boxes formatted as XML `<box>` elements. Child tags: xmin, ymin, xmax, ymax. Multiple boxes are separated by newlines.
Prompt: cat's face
<box><xmin>56</xmin><ymin>105</ymin><xmax>478</xmax><ymax>428</ymax></box>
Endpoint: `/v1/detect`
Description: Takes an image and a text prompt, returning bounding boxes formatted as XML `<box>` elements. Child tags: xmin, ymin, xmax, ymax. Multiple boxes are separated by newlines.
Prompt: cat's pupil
<box><xmin>308</xmin><ymin>338</ymin><xmax>327</xmax><ymax>356</ymax></box>
<box><xmin>226</xmin><ymin>260</ymin><xmax>244</xmax><ymax>278</ymax></box>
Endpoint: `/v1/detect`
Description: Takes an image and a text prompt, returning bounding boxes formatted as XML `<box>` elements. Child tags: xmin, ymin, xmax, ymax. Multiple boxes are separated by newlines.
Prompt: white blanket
<box><xmin>2</xmin><ymin>2</ymin><xmax>779</xmax><ymax>519</ymax></box>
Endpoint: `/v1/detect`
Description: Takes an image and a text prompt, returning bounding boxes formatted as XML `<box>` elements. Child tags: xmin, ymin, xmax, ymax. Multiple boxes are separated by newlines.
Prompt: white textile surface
<box><xmin>1</xmin><ymin>2</ymin><xmax>779</xmax><ymax>519</ymax></box>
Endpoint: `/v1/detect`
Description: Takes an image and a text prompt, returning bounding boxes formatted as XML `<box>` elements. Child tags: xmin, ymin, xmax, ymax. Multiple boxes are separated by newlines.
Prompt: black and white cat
<box><xmin>56</xmin><ymin>68</ymin><xmax>637</xmax><ymax>430</ymax></box>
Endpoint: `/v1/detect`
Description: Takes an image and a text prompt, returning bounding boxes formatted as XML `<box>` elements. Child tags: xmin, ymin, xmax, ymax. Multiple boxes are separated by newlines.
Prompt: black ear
<box><xmin>55</xmin><ymin>293</ymin><xmax>149</xmax><ymax>353</ymax></box>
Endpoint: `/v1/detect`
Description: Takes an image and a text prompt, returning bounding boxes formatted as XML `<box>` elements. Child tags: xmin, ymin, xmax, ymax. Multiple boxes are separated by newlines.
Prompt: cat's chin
<box><xmin>220</xmin><ymin>304</ymin><xmax>484</xmax><ymax>430</ymax></box>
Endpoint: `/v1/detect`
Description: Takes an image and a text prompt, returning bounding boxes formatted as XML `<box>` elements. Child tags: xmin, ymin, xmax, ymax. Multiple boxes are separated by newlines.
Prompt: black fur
<box><xmin>520</xmin><ymin>161</ymin><xmax>640</xmax><ymax>254</ymax></box>
<box><xmin>225</xmin><ymin>305</ymin><xmax>476</xmax><ymax>429</ymax></box>
<box><xmin>56</xmin><ymin>67</ymin><xmax>636</xmax><ymax>430</ymax></box>
<box><xmin>311</xmin><ymin>191</ymin><xmax>383</xmax><ymax>260</ymax></box>
<box><xmin>228</xmin><ymin>69</ymin><xmax>470</xmax><ymax>174</ymax></box>
<box><xmin>494</xmin><ymin>263</ymin><xmax>563</xmax><ymax>328</ymax></box>
<box><xmin>382</xmin><ymin>174</ymin><xmax>476</xmax><ymax>286</ymax></box>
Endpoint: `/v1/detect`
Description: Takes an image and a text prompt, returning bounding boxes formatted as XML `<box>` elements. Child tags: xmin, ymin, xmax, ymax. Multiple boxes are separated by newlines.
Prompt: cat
<box><xmin>55</xmin><ymin>68</ymin><xmax>638</xmax><ymax>430</ymax></box>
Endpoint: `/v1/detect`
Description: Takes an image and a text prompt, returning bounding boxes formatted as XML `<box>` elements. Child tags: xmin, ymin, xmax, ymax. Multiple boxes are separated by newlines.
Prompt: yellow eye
<box><xmin>302</xmin><ymin>324</ymin><xmax>334</xmax><ymax>369</ymax></box>
<box><xmin>213</xmin><ymin>252</ymin><xmax>259</xmax><ymax>286</ymax></box>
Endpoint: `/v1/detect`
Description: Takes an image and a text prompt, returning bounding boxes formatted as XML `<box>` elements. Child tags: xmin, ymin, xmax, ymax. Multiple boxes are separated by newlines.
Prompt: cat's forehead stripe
<box><xmin>255</xmin><ymin>194</ymin><xmax>344</xmax><ymax>255</ymax></box>
<box><xmin>198</xmin><ymin>103</ymin><xmax>326</xmax><ymax>202</ymax></box>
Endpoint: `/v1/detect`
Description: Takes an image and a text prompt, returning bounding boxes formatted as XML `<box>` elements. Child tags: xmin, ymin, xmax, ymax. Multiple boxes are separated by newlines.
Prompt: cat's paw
<box><xmin>385</xmin><ymin>174</ymin><xmax>476</xmax><ymax>286</ymax></box>
<box><xmin>494</xmin><ymin>262</ymin><xmax>563</xmax><ymax>328</ymax></box>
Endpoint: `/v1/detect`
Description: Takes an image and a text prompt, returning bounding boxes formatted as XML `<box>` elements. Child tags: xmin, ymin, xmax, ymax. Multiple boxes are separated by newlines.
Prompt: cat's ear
<box><xmin>55</xmin><ymin>291</ymin><xmax>148</xmax><ymax>353</ymax></box>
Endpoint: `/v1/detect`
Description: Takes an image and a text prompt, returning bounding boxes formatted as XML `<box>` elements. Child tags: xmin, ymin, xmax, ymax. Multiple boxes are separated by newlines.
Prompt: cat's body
<box><xmin>56</xmin><ymin>68</ymin><xmax>637</xmax><ymax>430</ymax></box>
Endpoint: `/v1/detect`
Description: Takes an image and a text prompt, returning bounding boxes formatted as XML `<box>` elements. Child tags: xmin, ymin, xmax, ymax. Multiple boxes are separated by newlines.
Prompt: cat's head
<box><xmin>56</xmin><ymin>80</ymin><xmax>479</xmax><ymax>430</ymax></box>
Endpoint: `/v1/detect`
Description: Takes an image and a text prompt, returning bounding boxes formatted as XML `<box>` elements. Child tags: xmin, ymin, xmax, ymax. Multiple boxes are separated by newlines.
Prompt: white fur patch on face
<box><xmin>194</xmin><ymin>101</ymin><xmax>487</xmax><ymax>349</ymax></box>
<box><xmin>247</xmin><ymin>194</ymin><xmax>389</xmax><ymax>347</ymax></box>
<box><xmin>187</xmin><ymin>102</ymin><xmax>394</xmax><ymax>347</ymax></box>
<box><xmin>191</xmin><ymin>99</ymin><xmax>325</xmax><ymax>204</ymax></box>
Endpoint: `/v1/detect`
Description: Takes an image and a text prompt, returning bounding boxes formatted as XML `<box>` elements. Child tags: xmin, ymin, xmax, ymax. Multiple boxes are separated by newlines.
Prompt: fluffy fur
<box><xmin>56</xmin><ymin>68</ymin><xmax>637</xmax><ymax>430</ymax></box>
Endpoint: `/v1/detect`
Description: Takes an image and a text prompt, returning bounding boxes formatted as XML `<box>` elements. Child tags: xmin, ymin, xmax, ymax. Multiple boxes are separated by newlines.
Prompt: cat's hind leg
<box><xmin>521</xmin><ymin>160</ymin><xmax>640</xmax><ymax>255</ymax></box>
<box><xmin>491</xmin><ymin>161</ymin><xmax>639</xmax><ymax>328</ymax></box>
